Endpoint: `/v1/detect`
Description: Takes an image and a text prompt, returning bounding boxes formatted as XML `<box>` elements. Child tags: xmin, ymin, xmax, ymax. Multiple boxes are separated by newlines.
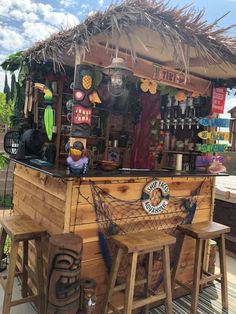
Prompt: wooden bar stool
<box><xmin>103</xmin><ymin>229</ymin><xmax>176</xmax><ymax>314</ymax></box>
<box><xmin>0</xmin><ymin>215</ymin><xmax>47</xmax><ymax>314</ymax></box>
<box><xmin>171</xmin><ymin>221</ymin><xmax>230</xmax><ymax>314</ymax></box>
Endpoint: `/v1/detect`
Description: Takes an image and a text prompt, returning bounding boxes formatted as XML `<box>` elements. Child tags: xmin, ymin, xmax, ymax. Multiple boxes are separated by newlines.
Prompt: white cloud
<box><xmin>10</xmin><ymin>10</ymin><xmax>38</xmax><ymax>22</ymax></box>
<box><xmin>60</xmin><ymin>0</ymin><xmax>76</xmax><ymax>8</ymax></box>
<box><xmin>88</xmin><ymin>11</ymin><xmax>95</xmax><ymax>17</ymax></box>
<box><xmin>225</xmin><ymin>96</ymin><xmax>236</xmax><ymax>112</ymax></box>
<box><xmin>81</xmin><ymin>4</ymin><xmax>89</xmax><ymax>9</ymax></box>
<box><xmin>40</xmin><ymin>10</ymin><xmax>79</xmax><ymax>28</ymax></box>
<box><xmin>0</xmin><ymin>0</ymin><xmax>80</xmax><ymax>57</ymax></box>
<box><xmin>23</xmin><ymin>22</ymin><xmax>57</xmax><ymax>42</ymax></box>
<box><xmin>0</xmin><ymin>0</ymin><xmax>79</xmax><ymax>29</ymax></box>
<box><xmin>0</xmin><ymin>27</ymin><xmax>27</xmax><ymax>50</ymax></box>
<box><xmin>0</xmin><ymin>70</ymin><xmax>6</xmax><ymax>92</ymax></box>
<box><xmin>99</xmin><ymin>0</ymin><xmax>104</xmax><ymax>5</ymax></box>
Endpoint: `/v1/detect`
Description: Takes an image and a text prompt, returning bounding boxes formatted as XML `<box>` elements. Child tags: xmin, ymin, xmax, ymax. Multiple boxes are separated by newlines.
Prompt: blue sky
<box><xmin>0</xmin><ymin>0</ymin><xmax>236</xmax><ymax>112</ymax></box>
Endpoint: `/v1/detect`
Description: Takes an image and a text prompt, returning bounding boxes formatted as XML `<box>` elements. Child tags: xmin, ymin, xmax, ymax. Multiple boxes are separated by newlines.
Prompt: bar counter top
<box><xmin>11</xmin><ymin>159</ymin><xmax>229</xmax><ymax>179</ymax></box>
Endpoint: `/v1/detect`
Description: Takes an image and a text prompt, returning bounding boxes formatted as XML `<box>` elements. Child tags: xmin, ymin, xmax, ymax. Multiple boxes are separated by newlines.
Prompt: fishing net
<box><xmin>87</xmin><ymin>179</ymin><xmax>206</xmax><ymax>294</ymax></box>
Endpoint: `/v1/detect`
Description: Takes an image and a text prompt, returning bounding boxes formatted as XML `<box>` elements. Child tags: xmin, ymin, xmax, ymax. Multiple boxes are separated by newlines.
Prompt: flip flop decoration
<box><xmin>34</xmin><ymin>83</ymin><xmax>54</xmax><ymax>140</ymax></box>
<box><xmin>196</xmin><ymin>143</ymin><xmax>228</xmax><ymax>153</ymax></box>
<box><xmin>199</xmin><ymin>118</ymin><xmax>230</xmax><ymax>128</ymax></box>
<box><xmin>198</xmin><ymin>131</ymin><xmax>230</xmax><ymax>141</ymax></box>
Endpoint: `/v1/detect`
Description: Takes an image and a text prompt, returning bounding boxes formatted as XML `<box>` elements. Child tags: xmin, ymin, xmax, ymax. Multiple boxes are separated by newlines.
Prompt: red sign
<box><xmin>212</xmin><ymin>87</ymin><xmax>227</xmax><ymax>114</ymax></box>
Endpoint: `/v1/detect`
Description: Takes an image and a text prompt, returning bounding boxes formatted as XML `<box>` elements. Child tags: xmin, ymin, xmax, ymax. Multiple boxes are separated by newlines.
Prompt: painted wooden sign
<box><xmin>141</xmin><ymin>179</ymin><xmax>170</xmax><ymax>214</ymax></box>
<box><xmin>198</xmin><ymin>131</ymin><xmax>230</xmax><ymax>141</ymax></box>
<box><xmin>199</xmin><ymin>118</ymin><xmax>230</xmax><ymax>128</ymax></box>
<box><xmin>212</xmin><ymin>87</ymin><xmax>227</xmax><ymax>114</ymax></box>
<box><xmin>196</xmin><ymin>144</ymin><xmax>228</xmax><ymax>153</ymax></box>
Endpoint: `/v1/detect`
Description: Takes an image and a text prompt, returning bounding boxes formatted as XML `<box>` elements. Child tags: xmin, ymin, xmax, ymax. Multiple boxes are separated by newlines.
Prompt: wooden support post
<box><xmin>64</xmin><ymin>181</ymin><xmax>73</xmax><ymax>233</ymax></box>
<box><xmin>191</xmin><ymin>238</ymin><xmax>204</xmax><ymax>314</ymax></box>
<box><xmin>218</xmin><ymin>234</ymin><xmax>228</xmax><ymax>309</ymax></box>
<box><xmin>163</xmin><ymin>245</ymin><xmax>173</xmax><ymax>314</ymax></box>
<box><xmin>124</xmin><ymin>252</ymin><xmax>138</xmax><ymax>314</ymax></box>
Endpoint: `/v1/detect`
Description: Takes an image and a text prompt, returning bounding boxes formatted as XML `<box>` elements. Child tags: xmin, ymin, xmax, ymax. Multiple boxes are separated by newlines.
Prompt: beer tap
<box><xmin>186</xmin><ymin>97</ymin><xmax>194</xmax><ymax>129</ymax></box>
<box><xmin>193</xmin><ymin>97</ymin><xmax>200</xmax><ymax>129</ymax></box>
<box><xmin>160</xmin><ymin>97</ymin><xmax>166</xmax><ymax>130</ymax></box>
<box><xmin>172</xmin><ymin>99</ymin><xmax>179</xmax><ymax>130</ymax></box>
<box><xmin>179</xmin><ymin>100</ymin><xmax>187</xmax><ymax>129</ymax></box>
<box><xmin>166</xmin><ymin>95</ymin><xmax>172</xmax><ymax>130</ymax></box>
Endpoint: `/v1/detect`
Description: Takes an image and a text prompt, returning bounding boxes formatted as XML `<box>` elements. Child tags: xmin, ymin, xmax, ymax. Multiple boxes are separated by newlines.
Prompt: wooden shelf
<box><xmin>108</xmin><ymin>147</ymin><xmax>127</xmax><ymax>150</ymax></box>
<box><xmin>88</xmin><ymin>136</ymin><xmax>106</xmax><ymax>139</ymax></box>
<box><xmin>163</xmin><ymin>150</ymin><xmax>200</xmax><ymax>155</ymax></box>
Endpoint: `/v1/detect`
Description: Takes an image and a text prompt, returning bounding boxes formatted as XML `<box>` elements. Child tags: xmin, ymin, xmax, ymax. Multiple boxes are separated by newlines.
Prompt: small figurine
<box><xmin>208</xmin><ymin>156</ymin><xmax>226</xmax><ymax>174</ymax></box>
<box><xmin>66</xmin><ymin>141</ymin><xmax>89</xmax><ymax>175</ymax></box>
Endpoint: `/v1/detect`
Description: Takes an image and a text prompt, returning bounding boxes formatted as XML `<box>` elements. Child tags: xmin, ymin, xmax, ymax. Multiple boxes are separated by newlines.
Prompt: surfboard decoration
<box><xmin>198</xmin><ymin>131</ymin><xmax>230</xmax><ymax>141</ymax></box>
<box><xmin>199</xmin><ymin>118</ymin><xmax>230</xmax><ymax>128</ymax></box>
<box><xmin>196</xmin><ymin>144</ymin><xmax>228</xmax><ymax>153</ymax></box>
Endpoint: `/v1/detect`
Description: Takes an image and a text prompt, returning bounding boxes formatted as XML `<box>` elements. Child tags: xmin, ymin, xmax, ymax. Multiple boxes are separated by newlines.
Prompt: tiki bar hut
<box><xmin>1</xmin><ymin>0</ymin><xmax>236</xmax><ymax>313</ymax></box>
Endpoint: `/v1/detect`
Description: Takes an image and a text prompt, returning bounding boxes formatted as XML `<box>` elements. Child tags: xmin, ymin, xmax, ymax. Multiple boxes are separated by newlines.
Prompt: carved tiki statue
<box><xmin>47</xmin><ymin>233</ymin><xmax>83</xmax><ymax>313</ymax></box>
<box><xmin>71</xmin><ymin>64</ymin><xmax>101</xmax><ymax>137</ymax></box>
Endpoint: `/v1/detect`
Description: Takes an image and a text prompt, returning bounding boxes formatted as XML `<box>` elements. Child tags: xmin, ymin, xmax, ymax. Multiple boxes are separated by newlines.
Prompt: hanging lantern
<box><xmin>103</xmin><ymin>57</ymin><xmax>133</xmax><ymax>96</ymax></box>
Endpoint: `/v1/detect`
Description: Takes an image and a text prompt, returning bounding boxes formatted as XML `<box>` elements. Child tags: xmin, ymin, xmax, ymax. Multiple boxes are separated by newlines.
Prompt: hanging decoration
<box><xmin>175</xmin><ymin>90</ymin><xmax>187</xmax><ymax>101</ymax></box>
<box><xmin>212</xmin><ymin>87</ymin><xmax>227</xmax><ymax>114</ymax></box>
<box><xmin>141</xmin><ymin>179</ymin><xmax>170</xmax><ymax>214</ymax></box>
<box><xmin>140</xmin><ymin>78</ymin><xmax>158</xmax><ymax>94</ymax></box>
<box><xmin>34</xmin><ymin>83</ymin><xmax>54</xmax><ymax>141</ymax></box>
<box><xmin>198</xmin><ymin>131</ymin><xmax>230</xmax><ymax>141</ymax></box>
<box><xmin>72</xmin><ymin>64</ymin><xmax>101</xmax><ymax>137</ymax></box>
<box><xmin>103</xmin><ymin>57</ymin><xmax>133</xmax><ymax>97</ymax></box>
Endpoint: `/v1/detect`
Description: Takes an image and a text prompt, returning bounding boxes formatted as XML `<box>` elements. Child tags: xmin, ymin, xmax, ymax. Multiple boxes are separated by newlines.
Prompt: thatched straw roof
<box><xmin>24</xmin><ymin>0</ymin><xmax>236</xmax><ymax>79</ymax></box>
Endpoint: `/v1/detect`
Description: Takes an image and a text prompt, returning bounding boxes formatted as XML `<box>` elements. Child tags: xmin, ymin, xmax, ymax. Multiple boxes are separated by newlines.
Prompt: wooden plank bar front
<box><xmin>12</xmin><ymin>163</ymin><xmax>214</xmax><ymax>313</ymax></box>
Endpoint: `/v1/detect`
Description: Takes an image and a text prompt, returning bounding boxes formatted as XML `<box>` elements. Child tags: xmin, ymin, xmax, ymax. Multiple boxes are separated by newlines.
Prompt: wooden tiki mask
<box><xmin>71</xmin><ymin>64</ymin><xmax>94</xmax><ymax>137</ymax></box>
<box><xmin>47</xmin><ymin>234</ymin><xmax>83</xmax><ymax>311</ymax></box>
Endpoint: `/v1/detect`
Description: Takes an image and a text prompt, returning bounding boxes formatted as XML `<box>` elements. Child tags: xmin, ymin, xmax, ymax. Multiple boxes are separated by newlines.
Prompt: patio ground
<box><xmin>0</xmin><ymin>252</ymin><xmax>235</xmax><ymax>313</ymax></box>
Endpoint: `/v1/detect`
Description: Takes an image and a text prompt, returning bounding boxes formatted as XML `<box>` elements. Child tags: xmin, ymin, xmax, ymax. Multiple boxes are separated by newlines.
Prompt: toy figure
<box><xmin>66</xmin><ymin>141</ymin><xmax>89</xmax><ymax>175</ymax></box>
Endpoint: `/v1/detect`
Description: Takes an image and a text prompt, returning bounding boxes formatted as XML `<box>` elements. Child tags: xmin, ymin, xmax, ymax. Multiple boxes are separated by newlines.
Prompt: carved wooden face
<box><xmin>48</xmin><ymin>248</ymin><xmax>82</xmax><ymax>308</ymax></box>
<box><xmin>72</xmin><ymin>64</ymin><xmax>95</xmax><ymax>137</ymax></box>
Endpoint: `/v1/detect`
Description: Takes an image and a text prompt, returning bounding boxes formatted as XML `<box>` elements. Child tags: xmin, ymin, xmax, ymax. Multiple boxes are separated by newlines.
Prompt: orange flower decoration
<box><xmin>175</xmin><ymin>90</ymin><xmax>187</xmax><ymax>101</ymax></box>
<box><xmin>192</xmin><ymin>91</ymin><xmax>200</xmax><ymax>98</ymax></box>
<box><xmin>140</xmin><ymin>79</ymin><xmax>158</xmax><ymax>94</ymax></box>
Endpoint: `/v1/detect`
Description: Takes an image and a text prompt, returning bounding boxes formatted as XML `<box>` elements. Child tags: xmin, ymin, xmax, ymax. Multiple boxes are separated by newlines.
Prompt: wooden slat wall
<box><xmin>12</xmin><ymin>164</ymin><xmax>67</xmax><ymax>297</ymax></box>
<box><xmin>70</xmin><ymin>176</ymin><xmax>213</xmax><ymax>312</ymax></box>
<box><xmin>11</xmin><ymin>166</ymin><xmax>214</xmax><ymax>313</ymax></box>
